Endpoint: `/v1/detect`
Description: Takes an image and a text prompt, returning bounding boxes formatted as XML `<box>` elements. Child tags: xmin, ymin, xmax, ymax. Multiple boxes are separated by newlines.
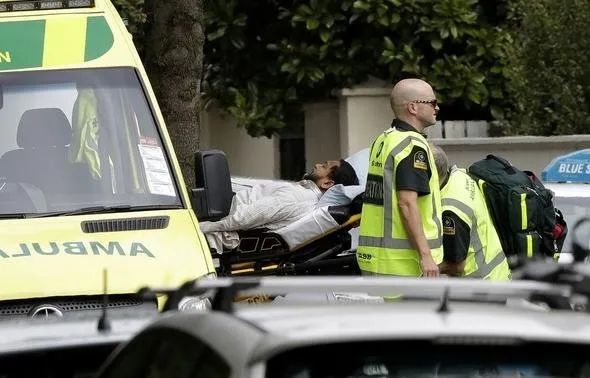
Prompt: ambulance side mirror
<box><xmin>190</xmin><ymin>150</ymin><xmax>233</xmax><ymax>222</ymax></box>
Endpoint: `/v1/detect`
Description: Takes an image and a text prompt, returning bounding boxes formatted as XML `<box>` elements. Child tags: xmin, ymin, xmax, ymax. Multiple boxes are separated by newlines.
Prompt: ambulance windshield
<box><xmin>0</xmin><ymin>67</ymin><xmax>181</xmax><ymax>215</ymax></box>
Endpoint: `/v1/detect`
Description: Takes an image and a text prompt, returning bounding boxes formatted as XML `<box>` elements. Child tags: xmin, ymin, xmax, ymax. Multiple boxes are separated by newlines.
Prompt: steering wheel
<box><xmin>0</xmin><ymin>178</ymin><xmax>47</xmax><ymax>214</ymax></box>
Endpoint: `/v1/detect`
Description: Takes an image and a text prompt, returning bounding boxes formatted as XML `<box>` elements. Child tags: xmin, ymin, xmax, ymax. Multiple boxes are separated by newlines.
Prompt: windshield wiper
<box><xmin>27</xmin><ymin>204</ymin><xmax>184</xmax><ymax>218</ymax></box>
<box><xmin>0</xmin><ymin>213</ymin><xmax>30</xmax><ymax>219</ymax></box>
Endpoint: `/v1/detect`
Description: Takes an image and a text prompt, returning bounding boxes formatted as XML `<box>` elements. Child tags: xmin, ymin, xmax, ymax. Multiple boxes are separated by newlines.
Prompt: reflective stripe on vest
<box><xmin>358</xmin><ymin>135</ymin><xmax>442</xmax><ymax>250</ymax></box>
<box><xmin>442</xmin><ymin>197</ymin><xmax>506</xmax><ymax>278</ymax></box>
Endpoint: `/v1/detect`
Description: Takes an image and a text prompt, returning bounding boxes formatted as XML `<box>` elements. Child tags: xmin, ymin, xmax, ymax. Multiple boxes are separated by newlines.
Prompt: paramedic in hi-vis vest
<box><xmin>357</xmin><ymin>78</ymin><xmax>443</xmax><ymax>278</ymax></box>
<box><xmin>430</xmin><ymin>144</ymin><xmax>512</xmax><ymax>280</ymax></box>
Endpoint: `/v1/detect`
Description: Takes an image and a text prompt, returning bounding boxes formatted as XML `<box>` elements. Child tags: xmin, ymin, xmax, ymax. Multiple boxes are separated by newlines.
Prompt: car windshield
<box><xmin>554</xmin><ymin>196</ymin><xmax>590</xmax><ymax>254</ymax></box>
<box><xmin>266</xmin><ymin>341</ymin><xmax>590</xmax><ymax>378</ymax></box>
<box><xmin>0</xmin><ymin>67</ymin><xmax>181</xmax><ymax>215</ymax></box>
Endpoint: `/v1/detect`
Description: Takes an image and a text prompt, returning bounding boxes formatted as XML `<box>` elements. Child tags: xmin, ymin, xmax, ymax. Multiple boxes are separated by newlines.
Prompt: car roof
<box><xmin>244</xmin><ymin>301</ymin><xmax>590</xmax><ymax>360</ymax></box>
<box><xmin>0</xmin><ymin>313</ymin><xmax>157</xmax><ymax>355</ymax></box>
<box><xmin>545</xmin><ymin>182</ymin><xmax>590</xmax><ymax>198</ymax></box>
<box><xmin>140</xmin><ymin>273</ymin><xmax>590</xmax><ymax>367</ymax></box>
<box><xmin>145</xmin><ymin>299</ymin><xmax>590</xmax><ymax>366</ymax></box>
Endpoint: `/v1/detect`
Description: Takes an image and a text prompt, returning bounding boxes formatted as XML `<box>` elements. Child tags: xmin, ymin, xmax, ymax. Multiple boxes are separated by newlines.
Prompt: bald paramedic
<box><xmin>431</xmin><ymin>144</ymin><xmax>511</xmax><ymax>280</ymax></box>
<box><xmin>357</xmin><ymin>78</ymin><xmax>443</xmax><ymax>278</ymax></box>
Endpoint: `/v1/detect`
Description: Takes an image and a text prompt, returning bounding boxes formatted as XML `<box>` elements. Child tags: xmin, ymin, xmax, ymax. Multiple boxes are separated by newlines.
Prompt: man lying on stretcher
<box><xmin>200</xmin><ymin>159</ymin><xmax>360</xmax><ymax>252</ymax></box>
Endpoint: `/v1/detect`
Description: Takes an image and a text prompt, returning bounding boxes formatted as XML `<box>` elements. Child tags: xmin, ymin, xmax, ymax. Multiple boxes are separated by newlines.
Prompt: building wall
<box><xmin>338</xmin><ymin>87</ymin><xmax>392</xmax><ymax>157</ymax></box>
<box><xmin>432</xmin><ymin>136</ymin><xmax>590</xmax><ymax>177</ymax></box>
<box><xmin>307</xmin><ymin>85</ymin><xmax>590</xmax><ymax>176</ymax></box>
<box><xmin>200</xmin><ymin>85</ymin><xmax>590</xmax><ymax>180</ymax></box>
<box><xmin>200</xmin><ymin>106</ymin><xmax>280</xmax><ymax>178</ymax></box>
<box><xmin>303</xmin><ymin>102</ymin><xmax>340</xmax><ymax>168</ymax></box>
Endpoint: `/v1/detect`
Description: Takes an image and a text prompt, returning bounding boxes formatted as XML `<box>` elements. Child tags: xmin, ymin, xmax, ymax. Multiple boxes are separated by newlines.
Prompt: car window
<box><xmin>99</xmin><ymin>328</ymin><xmax>231</xmax><ymax>378</ymax></box>
<box><xmin>0</xmin><ymin>342</ymin><xmax>119</xmax><ymax>378</ymax></box>
<box><xmin>266</xmin><ymin>340</ymin><xmax>590</xmax><ymax>378</ymax></box>
<box><xmin>554</xmin><ymin>196</ymin><xmax>590</xmax><ymax>254</ymax></box>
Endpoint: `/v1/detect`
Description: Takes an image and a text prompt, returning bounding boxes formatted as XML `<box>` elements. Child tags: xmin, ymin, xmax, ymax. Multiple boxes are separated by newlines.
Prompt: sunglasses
<box><xmin>412</xmin><ymin>99</ymin><xmax>438</xmax><ymax>107</ymax></box>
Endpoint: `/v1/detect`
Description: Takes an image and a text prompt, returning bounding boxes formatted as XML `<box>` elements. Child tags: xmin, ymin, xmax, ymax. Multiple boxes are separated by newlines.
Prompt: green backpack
<box><xmin>467</xmin><ymin>155</ymin><xmax>567</xmax><ymax>264</ymax></box>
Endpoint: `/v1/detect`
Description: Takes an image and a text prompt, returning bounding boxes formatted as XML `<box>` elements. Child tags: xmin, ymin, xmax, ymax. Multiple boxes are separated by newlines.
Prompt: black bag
<box><xmin>467</xmin><ymin>154</ymin><xmax>568</xmax><ymax>262</ymax></box>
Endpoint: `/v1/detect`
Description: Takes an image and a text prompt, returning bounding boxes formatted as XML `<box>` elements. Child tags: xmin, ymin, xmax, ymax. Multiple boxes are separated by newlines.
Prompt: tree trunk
<box><xmin>142</xmin><ymin>0</ymin><xmax>204</xmax><ymax>188</ymax></box>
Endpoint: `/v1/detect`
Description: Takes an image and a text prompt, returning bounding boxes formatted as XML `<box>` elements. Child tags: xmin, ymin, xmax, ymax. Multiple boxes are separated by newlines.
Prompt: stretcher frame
<box><xmin>212</xmin><ymin>212</ymin><xmax>362</xmax><ymax>277</ymax></box>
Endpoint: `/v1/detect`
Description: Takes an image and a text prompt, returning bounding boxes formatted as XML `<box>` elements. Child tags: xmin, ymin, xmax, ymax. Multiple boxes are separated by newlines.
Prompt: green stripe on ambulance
<box><xmin>0</xmin><ymin>20</ymin><xmax>45</xmax><ymax>70</ymax></box>
<box><xmin>0</xmin><ymin>16</ymin><xmax>113</xmax><ymax>71</ymax></box>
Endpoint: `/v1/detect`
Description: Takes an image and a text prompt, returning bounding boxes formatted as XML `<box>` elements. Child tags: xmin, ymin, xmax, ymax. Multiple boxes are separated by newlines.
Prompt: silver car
<box><xmin>97</xmin><ymin>272</ymin><xmax>590</xmax><ymax>378</ymax></box>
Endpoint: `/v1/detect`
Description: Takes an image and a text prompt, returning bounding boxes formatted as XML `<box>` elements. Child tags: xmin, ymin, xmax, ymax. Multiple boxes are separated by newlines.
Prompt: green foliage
<box><xmin>203</xmin><ymin>0</ymin><xmax>514</xmax><ymax>137</ymax></box>
<box><xmin>111</xmin><ymin>0</ymin><xmax>147</xmax><ymax>40</ymax></box>
<box><xmin>503</xmin><ymin>0</ymin><xmax>590</xmax><ymax>135</ymax></box>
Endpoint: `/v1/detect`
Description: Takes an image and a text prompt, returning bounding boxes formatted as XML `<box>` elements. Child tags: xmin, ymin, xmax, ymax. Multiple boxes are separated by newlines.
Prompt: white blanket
<box><xmin>274</xmin><ymin>206</ymin><xmax>340</xmax><ymax>249</ymax></box>
<box><xmin>203</xmin><ymin>177</ymin><xmax>320</xmax><ymax>252</ymax></box>
<box><xmin>205</xmin><ymin>146</ymin><xmax>369</xmax><ymax>254</ymax></box>
<box><xmin>205</xmin><ymin>205</ymin><xmax>350</xmax><ymax>253</ymax></box>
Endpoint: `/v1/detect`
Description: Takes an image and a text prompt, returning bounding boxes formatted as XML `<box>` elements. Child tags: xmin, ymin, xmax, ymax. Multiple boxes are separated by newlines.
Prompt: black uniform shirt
<box><xmin>442</xmin><ymin>209</ymin><xmax>471</xmax><ymax>262</ymax></box>
<box><xmin>392</xmin><ymin>119</ymin><xmax>432</xmax><ymax>196</ymax></box>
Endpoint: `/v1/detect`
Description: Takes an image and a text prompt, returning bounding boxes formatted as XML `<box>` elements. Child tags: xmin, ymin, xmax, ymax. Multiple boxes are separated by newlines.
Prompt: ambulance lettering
<box><xmin>0</xmin><ymin>241</ymin><xmax>155</xmax><ymax>258</ymax></box>
<box><xmin>0</xmin><ymin>51</ymin><xmax>11</xmax><ymax>63</ymax></box>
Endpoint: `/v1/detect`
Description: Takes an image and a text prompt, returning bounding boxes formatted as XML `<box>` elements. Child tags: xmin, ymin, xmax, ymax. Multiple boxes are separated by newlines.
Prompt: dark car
<box><xmin>0</xmin><ymin>310</ymin><xmax>156</xmax><ymax>378</ymax></box>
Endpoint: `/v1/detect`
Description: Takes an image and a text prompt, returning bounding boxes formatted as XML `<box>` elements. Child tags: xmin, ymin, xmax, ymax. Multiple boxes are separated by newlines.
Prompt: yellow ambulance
<box><xmin>0</xmin><ymin>0</ymin><xmax>226</xmax><ymax>317</ymax></box>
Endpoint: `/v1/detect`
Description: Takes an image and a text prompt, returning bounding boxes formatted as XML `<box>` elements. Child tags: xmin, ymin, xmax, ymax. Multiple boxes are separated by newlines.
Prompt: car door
<box><xmin>97</xmin><ymin>327</ymin><xmax>231</xmax><ymax>378</ymax></box>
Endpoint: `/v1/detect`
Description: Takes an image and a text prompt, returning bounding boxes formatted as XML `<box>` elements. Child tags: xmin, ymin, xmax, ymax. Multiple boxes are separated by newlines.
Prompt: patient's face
<box><xmin>302</xmin><ymin>160</ymin><xmax>341</xmax><ymax>190</ymax></box>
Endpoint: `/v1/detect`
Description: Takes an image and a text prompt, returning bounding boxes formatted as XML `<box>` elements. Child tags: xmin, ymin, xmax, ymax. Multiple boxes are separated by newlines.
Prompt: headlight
<box><xmin>177</xmin><ymin>272</ymin><xmax>216</xmax><ymax>312</ymax></box>
<box><xmin>178</xmin><ymin>296</ymin><xmax>212</xmax><ymax>312</ymax></box>
<box><xmin>202</xmin><ymin>272</ymin><xmax>217</xmax><ymax>280</ymax></box>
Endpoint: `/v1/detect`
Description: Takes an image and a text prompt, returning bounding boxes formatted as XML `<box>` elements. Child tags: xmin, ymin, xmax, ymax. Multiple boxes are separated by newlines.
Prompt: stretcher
<box><xmin>211</xmin><ymin>199</ymin><xmax>363</xmax><ymax>277</ymax></box>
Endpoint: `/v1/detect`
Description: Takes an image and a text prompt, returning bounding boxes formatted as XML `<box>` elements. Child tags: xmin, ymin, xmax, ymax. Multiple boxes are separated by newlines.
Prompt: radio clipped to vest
<box><xmin>467</xmin><ymin>154</ymin><xmax>568</xmax><ymax>264</ymax></box>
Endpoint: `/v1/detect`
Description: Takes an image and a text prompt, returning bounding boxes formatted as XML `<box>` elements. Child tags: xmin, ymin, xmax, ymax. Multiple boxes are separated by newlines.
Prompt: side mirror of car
<box><xmin>190</xmin><ymin>150</ymin><xmax>233</xmax><ymax>222</ymax></box>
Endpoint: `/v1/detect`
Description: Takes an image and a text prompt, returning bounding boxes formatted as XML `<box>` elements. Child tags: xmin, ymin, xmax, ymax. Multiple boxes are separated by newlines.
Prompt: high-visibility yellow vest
<box><xmin>357</xmin><ymin>127</ymin><xmax>443</xmax><ymax>277</ymax></box>
<box><xmin>70</xmin><ymin>87</ymin><xmax>140</xmax><ymax>193</ymax></box>
<box><xmin>441</xmin><ymin>167</ymin><xmax>511</xmax><ymax>280</ymax></box>
<box><xmin>69</xmin><ymin>88</ymin><xmax>102</xmax><ymax>180</ymax></box>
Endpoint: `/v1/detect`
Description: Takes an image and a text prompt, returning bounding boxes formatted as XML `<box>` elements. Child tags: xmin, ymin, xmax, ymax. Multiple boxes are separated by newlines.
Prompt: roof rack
<box><xmin>0</xmin><ymin>0</ymin><xmax>94</xmax><ymax>12</ymax></box>
<box><xmin>137</xmin><ymin>275</ymin><xmax>576</xmax><ymax>314</ymax></box>
<box><xmin>138</xmin><ymin>217</ymin><xmax>590</xmax><ymax>314</ymax></box>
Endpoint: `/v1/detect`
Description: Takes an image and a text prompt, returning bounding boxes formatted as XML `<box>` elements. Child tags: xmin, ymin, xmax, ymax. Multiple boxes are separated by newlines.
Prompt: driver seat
<box><xmin>0</xmin><ymin>108</ymin><xmax>94</xmax><ymax>205</ymax></box>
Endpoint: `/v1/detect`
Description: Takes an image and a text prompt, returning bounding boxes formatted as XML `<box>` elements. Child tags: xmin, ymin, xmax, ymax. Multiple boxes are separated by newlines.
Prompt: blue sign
<box><xmin>542</xmin><ymin>149</ymin><xmax>590</xmax><ymax>183</ymax></box>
